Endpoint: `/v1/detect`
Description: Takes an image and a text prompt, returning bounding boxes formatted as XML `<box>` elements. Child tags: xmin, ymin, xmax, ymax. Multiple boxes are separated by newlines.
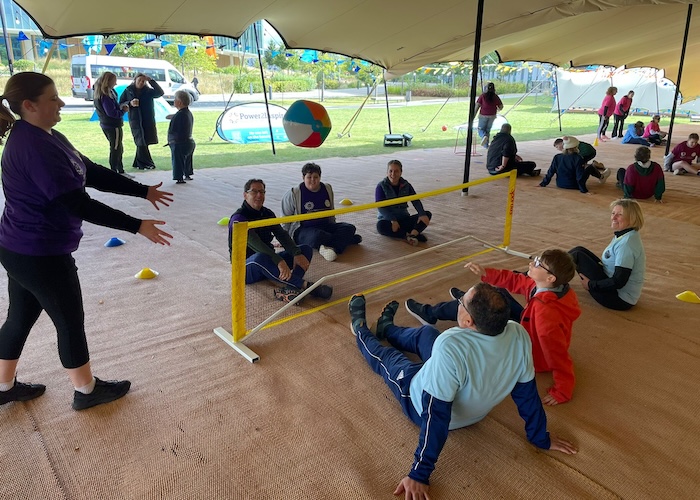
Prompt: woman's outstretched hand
<box><xmin>146</xmin><ymin>182</ymin><xmax>174</xmax><ymax>210</ymax></box>
<box><xmin>138</xmin><ymin>220</ymin><xmax>173</xmax><ymax>245</ymax></box>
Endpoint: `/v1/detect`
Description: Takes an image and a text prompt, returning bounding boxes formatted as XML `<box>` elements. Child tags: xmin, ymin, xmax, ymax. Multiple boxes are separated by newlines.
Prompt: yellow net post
<box><xmin>503</xmin><ymin>170</ymin><xmax>517</xmax><ymax>247</ymax></box>
<box><xmin>230</xmin><ymin>221</ymin><xmax>248</xmax><ymax>342</ymax></box>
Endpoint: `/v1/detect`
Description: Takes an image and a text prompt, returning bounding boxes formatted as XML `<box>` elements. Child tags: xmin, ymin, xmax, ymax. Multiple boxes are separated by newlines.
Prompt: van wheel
<box><xmin>188</xmin><ymin>91</ymin><xmax>198</xmax><ymax>102</ymax></box>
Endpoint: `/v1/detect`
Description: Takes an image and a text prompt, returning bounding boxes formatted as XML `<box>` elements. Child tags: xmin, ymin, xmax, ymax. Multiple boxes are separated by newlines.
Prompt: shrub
<box><xmin>13</xmin><ymin>59</ymin><xmax>36</xmax><ymax>71</ymax></box>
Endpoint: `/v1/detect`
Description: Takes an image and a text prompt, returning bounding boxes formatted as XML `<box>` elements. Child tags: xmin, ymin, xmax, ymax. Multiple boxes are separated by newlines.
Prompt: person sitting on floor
<box><xmin>569</xmin><ymin>199</ymin><xmax>646</xmax><ymax>311</ymax></box>
<box><xmin>348</xmin><ymin>283</ymin><xmax>577</xmax><ymax>498</ymax></box>
<box><xmin>616</xmin><ymin>146</ymin><xmax>665</xmax><ymax>203</ymax></box>
<box><xmin>539</xmin><ymin>136</ymin><xmax>610</xmax><ymax>194</ymax></box>
<box><xmin>663</xmin><ymin>133</ymin><xmax>700</xmax><ymax>175</ymax></box>
<box><xmin>404</xmin><ymin>250</ymin><xmax>581</xmax><ymax>405</ymax></box>
<box><xmin>375</xmin><ymin>159</ymin><xmax>432</xmax><ymax>245</ymax></box>
<box><xmin>228</xmin><ymin>178</ymin><xmax>332</xmax><ymax>303</ymax></box>
<box><xmin>642</xmin><ymin>115</ymin><xmax>667</xmax><ymax>146</ymax></box>
<box><xmin>621</xmin><ymin>121</ymin><xmax>651</xmax><ymax>146</ymax></box>
<box><xmin>553</xmin><ymin>137</ymin><xmax>597</xmax><ymax>166</ymax></box>
<box><xmin>281</xmin><ymin>162</ymin><xmax>361</xmax><ymax>262</ymax></box>
<box><xmin>486</xmin><ymin>123</ymin><xmax>540</xmax><ymax>177</ymax></box>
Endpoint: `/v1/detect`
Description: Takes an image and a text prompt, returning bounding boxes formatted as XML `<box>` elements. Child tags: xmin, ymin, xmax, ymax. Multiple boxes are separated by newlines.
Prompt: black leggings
<box><xmin>568</xmin><ymin>246</ymin><xmax>633</xmax><ymax>311</ymax></box>
<box><xmin>611</xmin><ymin>114</ymin><xmax>626</xmax><ymax>138</ymax></box>
<box><xmin>597</xmin><ymin>114</ymin><xmax>610</xmax><ymax>138</ymax></box>
<box><xmin>0</xmin><ymin>247</ymin><xmax>89</xmax><ymax>368</ymax></box>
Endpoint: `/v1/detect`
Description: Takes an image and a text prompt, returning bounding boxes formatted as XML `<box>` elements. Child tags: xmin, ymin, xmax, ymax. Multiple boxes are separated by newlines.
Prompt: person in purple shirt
<box><xmin>0</xmin><ymin>72</ymin><xmax>174</xmax><ymax>411</ymax></box>
<box><xmin>228</xmin><ymin>179</ymin><xmax>332</xmax><ymax>304</ymax></box>
<box><xmin>93</xmin><ymin>71</ymin><xmax>131</xmax><ymax>177</ymax></box>
<box><xmin>281</xmin><ymin>162</ymin><xmax>360</xmax><ymax>262</ymax></box>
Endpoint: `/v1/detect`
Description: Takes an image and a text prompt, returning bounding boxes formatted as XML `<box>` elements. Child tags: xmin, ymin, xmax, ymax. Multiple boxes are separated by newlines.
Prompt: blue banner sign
<box><xmin>216</xmin><ymin>103</ymin><xmax>289</xmax><ymax>144</ymax></box>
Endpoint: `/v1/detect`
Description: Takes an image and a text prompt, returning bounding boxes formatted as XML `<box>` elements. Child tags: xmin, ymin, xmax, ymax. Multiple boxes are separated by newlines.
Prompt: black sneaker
<box><xmin>352</xmin><ymin>234</ymin><xmax>363</xmax><ymax>244</ymax></box>
<box><xmin>415</xmin><ymin>233</ymin><xmax>428</xmax><ymax>243</ymax></box>
<box><xmin>530</xmin><ymin>169</ymin><xmax>541</xmax><ymax>177</ymax></box>
<box><xmin>0</xmin><ymin>380</ymin><xmax>46</xmax><ymax>405</ymax></box>
<box><xmin>305</xmin><ymin>281</ymin><xmax>333</xmax><ymax>299</ymax></box>
<box><xmin>376</xmin><ymin>301</ymin><xmax>399</xmax><ymax>340</ymax></box>
<box><xmin>348</xmin><ymin>294</ymin><xmax>368</xmax><ymax>335</ymax></box>
<box><xmin>449</xmin><ymin>287</ymin><xmax>466</xmax><ymax>301</ymax></box>
<box><xmin>72</xmin><ymin>377</ymin><xmax>131</xmax><ymax>411</ymax></box>
<box><xmin>405</xmin><ymin>299</ymin><xmax>436</xmax><ymax>325</ymax></box>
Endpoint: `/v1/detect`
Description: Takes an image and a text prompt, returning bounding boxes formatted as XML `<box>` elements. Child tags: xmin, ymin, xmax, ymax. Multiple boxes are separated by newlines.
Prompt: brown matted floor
<box><xmin>1</xmin><ymin>126</ymin><xmax>699</xmax><ymax>499</ymax></box>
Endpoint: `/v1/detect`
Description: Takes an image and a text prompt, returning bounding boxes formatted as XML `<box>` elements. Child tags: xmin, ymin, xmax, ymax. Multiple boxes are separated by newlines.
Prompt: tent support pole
<box><xmin>253</xmin><ymin>22</ymin><xmax>276</xmax><ymax>155</ymax></box>
<box><xmin>666</xmin><ymin>3</ymin><xmax>692</xmax><ymax>155</ymax></box>
<box><xmin>554</xmin><ymin>66</ymin><xmax>562</xmax><ymax>132</ymax></box>
<box><xmin>0</xmin><ymin>0</ymin><xmax>14</xmax><ymax>75</ymax></box>
<box><xmin>463</xmin><ymin>0</ymin><xmax>485</xmax><ymax>196</ymax></box>
<box><xmin>384</xmin><ymin>76</ymin><xmax>392</xmax><ymax>134</ymax></box>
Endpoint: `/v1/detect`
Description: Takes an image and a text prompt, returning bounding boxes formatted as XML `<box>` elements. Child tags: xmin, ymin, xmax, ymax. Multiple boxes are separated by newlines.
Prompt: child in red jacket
<box><xmin>405</xmin><ymin>249</ymin><xmax>580</xmax><ymax>404</ymax></box>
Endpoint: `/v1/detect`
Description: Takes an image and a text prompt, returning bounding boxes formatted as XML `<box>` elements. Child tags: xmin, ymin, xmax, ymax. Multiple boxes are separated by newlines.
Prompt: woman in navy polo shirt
<box><xmin>0</xmin><ymin>72</ymin><xmax>174</xmax><ymax>410</ymax></box>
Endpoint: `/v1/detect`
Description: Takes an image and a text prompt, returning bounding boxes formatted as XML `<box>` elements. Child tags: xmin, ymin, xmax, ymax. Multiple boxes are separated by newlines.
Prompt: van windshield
<box><xmin>168</xmin><ymin>69</ymin><xmax>185</xmax><ymax>84</ymax></box>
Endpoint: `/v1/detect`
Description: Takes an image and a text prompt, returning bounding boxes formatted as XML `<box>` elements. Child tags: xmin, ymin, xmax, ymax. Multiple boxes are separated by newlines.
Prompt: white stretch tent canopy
<box><xmin>552</xmin><ymin>67</ymin><xmax>679</xmax><ymax>114</ymax></box>
<box><xmin>12</xmin><ymin>0</ymin><xmax>700</xmax><ymax>99</ymax></box>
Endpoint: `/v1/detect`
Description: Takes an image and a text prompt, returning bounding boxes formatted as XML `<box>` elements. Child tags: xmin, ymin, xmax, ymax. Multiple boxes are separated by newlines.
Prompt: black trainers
<box><xmin>305</xmin><ymin>281</ymin><xmax>333</xmax><ymax>299</ymax></box>
<box><xmin>405</xmin><ymin>299</ymin><xmax>436</xmax><ymax>325</ymax></box>
<box><xmin>0</xmin><ymin>380</ymin><xmax>46</xmax><ymax>405</ymax></box>
<box><xmin>449</xmin><ymin>287</ymin><xmax>466</xmax><ymax>300</ymax></box>
<box><xmin>348</xmin><ymin>294</ymin><xmax>368</xmax><ymax>335</ymax></box>
<box><xmin>415</xmin><ymin>233</ymin><xmax>428</xmax><ymax>243</ymax></box>
<box><xmin>274</xmin><ymin>287</ymin><xmax>302</xmax><ymax>304</ymax></box>
<box><xmin>72</xmin><ymin>377</ymin><xmax>131</xmax><ymax>411</ymax></box>
<box><xmin>352</xmin><ymin>234</ymin><xmax>363</xmax><ymax>244</ymax></box>
<box><xmin>376</xmin><ymin>301</ymin><xmax>399</xmax><ymax>340</ymax></box>
<box><xmin>530</xmin><ymin>169</ymin><xmax>541</xmax><ymax>177</ymax></box>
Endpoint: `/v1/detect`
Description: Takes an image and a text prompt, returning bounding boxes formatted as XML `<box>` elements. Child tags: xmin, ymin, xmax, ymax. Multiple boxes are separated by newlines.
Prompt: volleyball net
<box><xmin>215</xmin><ymin>170</ymin><xmax>521</xmax><ymax>362</ymax></box>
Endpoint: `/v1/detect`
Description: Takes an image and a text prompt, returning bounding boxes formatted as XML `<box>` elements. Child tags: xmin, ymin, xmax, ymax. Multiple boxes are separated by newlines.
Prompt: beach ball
<box><xmin>283</xmin><ymin>100</ymin><xmax>332</xmax><ymax>148</ymax></box>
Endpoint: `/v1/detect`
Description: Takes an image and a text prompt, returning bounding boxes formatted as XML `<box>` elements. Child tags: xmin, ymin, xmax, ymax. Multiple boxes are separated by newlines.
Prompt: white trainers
<box><xmin>319</xmin><ymin>245</ymin><xmax>337</xmax><ymax>262</ymax></box>
<box><xmin>480</xmin><ymin>135</ymin><xmax>489</xmax><ymax>147</ymax></box>
<box><xmin>599</xmin><ymin>168</ymin><xmax>611</xmax><ymax>184</ymax></box>
<box><xmin>673</xmin><ymin>168</ymin><xmax>687</xmax><ymax>176</ymax></box>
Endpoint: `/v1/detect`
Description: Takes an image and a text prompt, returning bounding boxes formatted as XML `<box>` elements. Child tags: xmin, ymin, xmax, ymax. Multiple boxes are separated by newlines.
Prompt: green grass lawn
<box><xmin>8</xmin><ymin>96</ymin><xmax>693</xmax><ymax>171</ymax></box>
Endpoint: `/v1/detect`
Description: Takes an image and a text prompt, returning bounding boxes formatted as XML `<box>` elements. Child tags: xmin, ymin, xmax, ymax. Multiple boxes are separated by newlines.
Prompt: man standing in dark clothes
<box><xmin>486</xmin><ymin>124</ymin><xmax>540</xmax><ymax>177</ymax></box>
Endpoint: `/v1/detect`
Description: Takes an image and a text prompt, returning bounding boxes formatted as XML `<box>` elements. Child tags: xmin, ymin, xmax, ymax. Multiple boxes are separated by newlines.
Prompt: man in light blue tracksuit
<box><xmin>348</xmin><ymin>282</ymin><xmax>578</xmax><ymax>499</ymax></box>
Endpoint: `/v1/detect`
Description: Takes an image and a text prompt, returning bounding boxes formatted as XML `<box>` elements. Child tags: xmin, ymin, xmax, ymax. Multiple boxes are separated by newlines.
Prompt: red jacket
<box><xmin>482</xmin><ymin>268</ymin><xmax>581</xmax><ymax>403</ymax></box>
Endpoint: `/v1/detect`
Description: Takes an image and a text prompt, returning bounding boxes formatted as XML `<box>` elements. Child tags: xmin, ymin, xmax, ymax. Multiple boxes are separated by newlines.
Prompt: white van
<box><xmin>71</xmin><ymin>54</ymin><xmax>199</xmax><ymax>103</ymax></box>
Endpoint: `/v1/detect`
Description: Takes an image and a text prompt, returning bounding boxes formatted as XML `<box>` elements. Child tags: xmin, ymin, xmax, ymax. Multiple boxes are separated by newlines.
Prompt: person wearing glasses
<box><xmin>348</xmin><ymin>283</ymin><xmax>577</xmax><ymax>498</ymax></box>
<box><xmin>281</xmin><ymin>162</ymin><xmax>361</xmax><ymax>262</ymax></box>
<box><xmin>228</xmin><ymin>179</ymin><xmax>332</xmax><ymax>303</ymax></box>
<box><xmin>569</xmin><ymin>199</ymin><xmax>646</xmax><ymax>311</ymax></box>
<box><xmin>405</xmin><ymin>250</ymin><xmax>581</xmax><ymax>405</ymax></box>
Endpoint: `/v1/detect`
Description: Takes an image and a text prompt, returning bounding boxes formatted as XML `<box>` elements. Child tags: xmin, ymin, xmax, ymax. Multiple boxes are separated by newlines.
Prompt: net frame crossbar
<box><xmin>215</xmin><ymin>170</ymin><xmax>521</xmax><ymax>362</ymax></box>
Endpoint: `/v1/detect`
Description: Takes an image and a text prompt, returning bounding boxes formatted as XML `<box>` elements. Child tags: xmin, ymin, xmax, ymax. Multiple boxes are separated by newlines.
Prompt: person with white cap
<box><xmin>539</xmin><ymin>136</ymin><xmax>610</xmax><ymax>194</ymax></box>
